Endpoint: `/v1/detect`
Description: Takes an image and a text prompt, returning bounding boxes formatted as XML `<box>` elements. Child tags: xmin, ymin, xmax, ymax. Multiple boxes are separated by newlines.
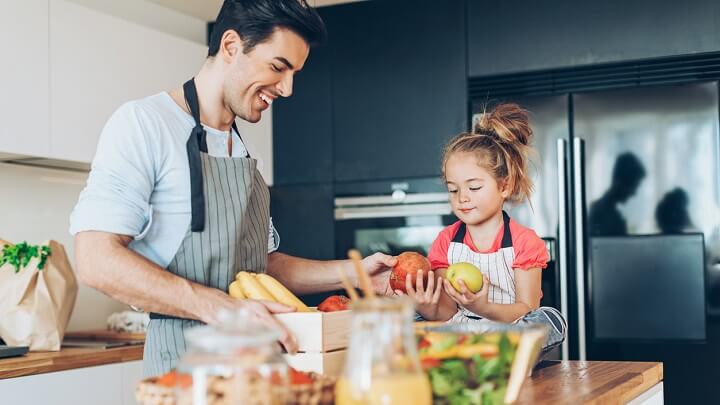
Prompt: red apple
<box><xmin>390</xmin><ymin>252</ymin><xmax>432</xmax><ymax>293</ymax></box>
<box><xmin>318</xmin><ymin>295</ymin><xmax>350</xmax><ymax>312</ymax></box>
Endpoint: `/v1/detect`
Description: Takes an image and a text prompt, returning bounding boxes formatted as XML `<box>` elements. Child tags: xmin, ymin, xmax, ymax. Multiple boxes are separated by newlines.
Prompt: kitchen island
<box><xmin>520</xmin><ymin>361</ymin><xmax>663</xmax><ymax>404</ymax></box>
<box><xmin>0</xmin><ymin>346</ymin><xmax>661</xmax><ymax>404</ymax></box>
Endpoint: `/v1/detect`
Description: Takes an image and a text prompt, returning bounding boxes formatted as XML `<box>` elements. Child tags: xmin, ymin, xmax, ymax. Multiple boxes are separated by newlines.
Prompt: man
<box><xmin>70</xmin><ymin>0</ymin><xmax>396</xmax><ymax>376</ymax></box>
<box><xmin>588</xmin><ymin>152</ymin><xmax>646</xmax><ymax>236</ymax></box>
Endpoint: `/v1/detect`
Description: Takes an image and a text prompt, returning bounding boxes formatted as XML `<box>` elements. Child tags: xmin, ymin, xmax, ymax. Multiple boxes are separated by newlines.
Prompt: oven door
<box><xmin>334</xmin><ymin>193</ymin><xmax>457</xmax><ymax>258</ymax></box>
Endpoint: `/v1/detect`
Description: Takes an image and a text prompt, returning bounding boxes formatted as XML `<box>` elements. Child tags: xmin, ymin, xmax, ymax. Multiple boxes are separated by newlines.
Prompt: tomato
<box><xmin>289</xmin><ymin>368</ymin><xmax>314</xmax><ymax>385</ymax></box>
<box><xmin>420</xmin><ymin>357</ymin><xmax>442</xmax><ymax>370</ymax></box>
<box><xmin>318</xmin><ymin>295</ymin><xmax>350</xmax><ymax>312</ymax></box>
<box><xmin>156</xmin><ymin>370</ymin><xmax>192</xmax><ymax>388</ymax></box>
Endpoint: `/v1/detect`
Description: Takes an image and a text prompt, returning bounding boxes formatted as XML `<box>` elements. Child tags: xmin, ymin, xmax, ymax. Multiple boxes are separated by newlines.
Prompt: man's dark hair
<box><xmin>208</xmin><ymin>0</ymin><xmax>327</xmax><ymax>57</ymax></box>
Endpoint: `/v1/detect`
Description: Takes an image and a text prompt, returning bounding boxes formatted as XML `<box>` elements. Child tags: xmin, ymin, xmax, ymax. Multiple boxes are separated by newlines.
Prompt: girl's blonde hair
<box><xmin>442</xmin><ymin>103</ymin><xmax>534</xmax><ymax>204</ymax></box>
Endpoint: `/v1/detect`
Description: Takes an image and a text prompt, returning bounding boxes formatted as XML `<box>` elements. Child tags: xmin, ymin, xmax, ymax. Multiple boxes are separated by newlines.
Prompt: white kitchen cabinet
<box><xmin>0</xmin><ymin>0</ymin><xmax>50</xmax><ymax>157</ymax></box>
<box><xmin>49</xmin><ymin>0</ymin><xmax>207</xmax><ymax>163</ymax></box>
<box><xmin>0</xmin><ymin>360</ymin><xmax>143</xmax><ymax>405</ymax></box>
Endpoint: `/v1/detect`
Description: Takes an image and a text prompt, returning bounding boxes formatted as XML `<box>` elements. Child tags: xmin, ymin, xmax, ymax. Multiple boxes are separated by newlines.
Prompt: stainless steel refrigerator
<box><xmin>478</xmin><ymin>82</ymin><xmax>720</xmax><ymax>402</ymax></box>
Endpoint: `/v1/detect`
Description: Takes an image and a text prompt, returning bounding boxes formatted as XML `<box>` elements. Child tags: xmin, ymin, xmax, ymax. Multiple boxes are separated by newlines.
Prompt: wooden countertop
<box><xmin>0</xmin><ymin>346</ymin><xmax>662</xmax><ymax>405</ymax></box>
<box><xmin>0</xmin><ymin>344</ymin><xmax>144</xmax><ymax>379</ymax></box>
<box><xmin>519</xmin><ymin>360</ymin><xmax>663</xmax><ymax>404</ymax></box>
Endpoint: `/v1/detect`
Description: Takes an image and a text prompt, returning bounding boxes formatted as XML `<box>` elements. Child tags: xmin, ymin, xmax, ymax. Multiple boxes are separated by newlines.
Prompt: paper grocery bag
<box><xmin>0</xmin><ymin>240</ymin><xmax>78</xmax><ymax>351</ymax></box>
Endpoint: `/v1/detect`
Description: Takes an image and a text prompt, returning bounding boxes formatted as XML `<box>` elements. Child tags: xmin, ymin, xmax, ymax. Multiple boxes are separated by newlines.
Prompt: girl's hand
<box><xmin>394</xmin><ymin>270</ymin><xmax>443</xmax><ymax>320</ymax></box>
<box><xmin>442</xmin><ymin>275</ymin><xmax>490</xmax><ymax>315</ymax></box>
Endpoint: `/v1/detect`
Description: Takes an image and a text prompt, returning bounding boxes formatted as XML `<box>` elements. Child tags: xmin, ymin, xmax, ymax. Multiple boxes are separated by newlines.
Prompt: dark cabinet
<box><xmin>329</xmin><ymin>0</ymin><xmax>467</xmax><ymax>182</ymax></box>
<box><xmin>269</xmin><ymin>183</ymin><xmax>335</xmax><ymax>260</ymax></box>
<box><xmin>467</xmin><ymin>0</ymin><xmax>720</xmax><ymax>77</ymax></box>
<box><xmin>272</xmin><ymin>11</ymin><xmax>334</xmax><ymax>186</ymax></box>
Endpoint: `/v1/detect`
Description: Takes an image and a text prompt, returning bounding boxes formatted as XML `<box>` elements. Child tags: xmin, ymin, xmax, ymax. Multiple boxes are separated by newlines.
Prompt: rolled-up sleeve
<box><xmin>70</xmin><ymin>103</ymin><xmax>156</xmax><ymax>238</ymax></box>
<box><xmin>268</xmin><ymin>217</ymin><xmax>280</xmax><ymax>253</ymax></box>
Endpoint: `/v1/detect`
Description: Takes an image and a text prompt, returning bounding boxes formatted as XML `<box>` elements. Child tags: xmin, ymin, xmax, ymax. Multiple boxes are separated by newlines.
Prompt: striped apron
<box><xmin>447</xmin><ymin>212</ymin><xmax>567</xmax><ymax>353</ymax></box>
<box><xmin>143</xmin><ymin>78</ymin><xmax>271</xmax><ymax>377</ymax></box>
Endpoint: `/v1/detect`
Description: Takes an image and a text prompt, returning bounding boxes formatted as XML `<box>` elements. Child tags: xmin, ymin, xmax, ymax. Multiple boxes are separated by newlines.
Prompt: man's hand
<box><xmin>361</xmin><ymin>252</ymin><xmax>397</xmax><ymax>295</ymax></box>
<box><xmin>200</xmin><ymin>288</ymin><xmax>299</xmax><ymax>354</ymax></box>
<box><xmin>240</xmin><ymin>299</ymin><xmax>299</xmax><ymax>354</ymax></box>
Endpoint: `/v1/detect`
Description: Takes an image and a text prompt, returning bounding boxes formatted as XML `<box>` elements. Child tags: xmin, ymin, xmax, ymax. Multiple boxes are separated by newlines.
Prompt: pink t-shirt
<box><xmin>428</xmin><ymin>219</ymin><xmax>549</xmax><ymax>270</ymax></box>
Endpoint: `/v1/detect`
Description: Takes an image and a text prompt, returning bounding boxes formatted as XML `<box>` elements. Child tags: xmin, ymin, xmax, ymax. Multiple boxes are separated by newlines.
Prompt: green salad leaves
<box><xmin>422</xmin><ymin>333</ymin><xmax>516</xmax><ymax>405</ymax></box>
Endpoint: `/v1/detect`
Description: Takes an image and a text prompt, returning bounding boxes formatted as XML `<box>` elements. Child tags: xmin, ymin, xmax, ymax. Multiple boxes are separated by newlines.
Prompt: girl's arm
<box><xmin>443</xmin><ymin>267</ymin><xmax>542</xmax><ymax>323</ymax></box>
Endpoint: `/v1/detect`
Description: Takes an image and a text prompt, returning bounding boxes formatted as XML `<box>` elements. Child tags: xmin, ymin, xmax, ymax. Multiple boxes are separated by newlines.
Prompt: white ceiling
<box><xmin>147</xmin><ymin>0</ymin><xmax>363</xmax><ymax>22</ymax></box>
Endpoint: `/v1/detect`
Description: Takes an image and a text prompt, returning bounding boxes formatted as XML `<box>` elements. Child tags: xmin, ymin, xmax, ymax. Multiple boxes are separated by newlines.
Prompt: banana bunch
<box><xmin>228</xmin><ymin>271</ymin><xmax>312</xmax><ymax>312</ymax></box>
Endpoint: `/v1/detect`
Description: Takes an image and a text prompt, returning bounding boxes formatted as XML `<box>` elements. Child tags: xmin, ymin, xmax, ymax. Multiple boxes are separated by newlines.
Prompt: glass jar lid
<box><xmin>184</xmin><ymin>308</ymin><xmax>281</xmax><ymax>354</ymax></box>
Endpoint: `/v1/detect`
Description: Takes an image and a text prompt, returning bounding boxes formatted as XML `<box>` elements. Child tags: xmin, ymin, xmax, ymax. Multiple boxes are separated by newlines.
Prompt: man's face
<box><xmin>222</xmin><ymin>28</ymin><xmax>309</xmax><ymax>123</ymax></box>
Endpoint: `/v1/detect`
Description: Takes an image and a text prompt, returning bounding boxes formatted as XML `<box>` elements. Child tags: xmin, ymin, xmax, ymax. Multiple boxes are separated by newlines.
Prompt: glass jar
<box><xmin>176</xmin><ymin>309</ymin><xmax>289</xmax><ymax>405</ymax></box>
<box><xmin>335</xmin><ymin>296</ymin><xmax>432</xmax><ymax>405</ymax></box>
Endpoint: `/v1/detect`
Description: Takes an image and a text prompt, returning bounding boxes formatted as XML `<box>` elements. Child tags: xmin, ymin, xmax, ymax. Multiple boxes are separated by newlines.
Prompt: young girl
<box><xmin>396</xmin><ymin>103</ymin><xmax>565</xmax><ymax>350</ymax></box>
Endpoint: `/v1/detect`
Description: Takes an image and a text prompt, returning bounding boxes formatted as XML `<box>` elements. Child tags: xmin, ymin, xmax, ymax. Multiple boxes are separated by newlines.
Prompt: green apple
<box><xmin>446</xmin><ymin>262</ymin><xmax>484</xmax><ymax>293</ymax></box>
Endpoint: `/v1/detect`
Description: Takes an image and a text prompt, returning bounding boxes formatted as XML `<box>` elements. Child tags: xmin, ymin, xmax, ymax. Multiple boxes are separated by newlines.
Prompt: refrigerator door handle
<box><xmin>556</xmin><ymin>138</ymin><xmax>570</xmax><ymax>360</ymax></box>
<box><xmin>573</xmin><ymin>137</ymin><xmax>588</xmax><ymax>361</ymax></box>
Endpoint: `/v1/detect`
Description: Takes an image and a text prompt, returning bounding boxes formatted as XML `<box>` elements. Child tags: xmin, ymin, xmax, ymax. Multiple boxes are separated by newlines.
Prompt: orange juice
<box><xmin>335</xmin><ymin>373</ymin><xmax>432</xmax><ymax>405</ymax></box>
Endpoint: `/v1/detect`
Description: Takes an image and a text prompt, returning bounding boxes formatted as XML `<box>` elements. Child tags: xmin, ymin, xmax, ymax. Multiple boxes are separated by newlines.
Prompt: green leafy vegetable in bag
<box><xmin>0</xmin><ymin>242</ymin><xmax>52</xmax><ymax>273</ymax></box>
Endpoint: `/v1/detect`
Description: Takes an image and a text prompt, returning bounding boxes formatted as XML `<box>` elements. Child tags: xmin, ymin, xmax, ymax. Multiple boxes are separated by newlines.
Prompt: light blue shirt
<box><xmin>70</xmin><ymin>92</ymin><xmax>280</xmax><ymax>268</ymax></box>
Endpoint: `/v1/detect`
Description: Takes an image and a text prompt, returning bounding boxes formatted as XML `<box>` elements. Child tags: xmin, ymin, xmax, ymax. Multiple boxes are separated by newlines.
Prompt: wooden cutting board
<box><xmin>64</xmin><ymin>329</ymin><xmax>145</xmax><ymax>342</ymax></box>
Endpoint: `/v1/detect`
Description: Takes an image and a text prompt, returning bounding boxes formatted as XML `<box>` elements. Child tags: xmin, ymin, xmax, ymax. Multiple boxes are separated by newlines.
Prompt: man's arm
<box><xmin>266</xmin><ymin>251</ymin><xmax>397</xmax><ymax>295</ymax></box>
<box><xmin>74</xmin><ymin>231</ymin><xmax>298</xmax><ymax>352</ymax></box>
<box><xmin>75</xmin><ymin>231</ymin><xmax>223</xmax><ymax>322</ymax></box>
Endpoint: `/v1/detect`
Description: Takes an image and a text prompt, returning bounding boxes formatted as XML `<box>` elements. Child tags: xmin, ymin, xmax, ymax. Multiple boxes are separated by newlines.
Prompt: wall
<box><xmin>0</xmin><ymin>163</ymin><xmax>126</xmax><ymax>331</ymax></box>
<box><xmin>66</xmin><ymin>0</ymin><xmax>207</xmax><ymax>44</ymax></box>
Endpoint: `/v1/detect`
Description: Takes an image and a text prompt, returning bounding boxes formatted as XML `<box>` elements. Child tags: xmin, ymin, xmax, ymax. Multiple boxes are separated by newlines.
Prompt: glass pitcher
<box><xmin>175</xmin><ymin>309</ymin><xmax>289</xmax><ymax>405</ymax></box>
<box><xmin>335</xmin><ymin>296</ymin><xmax>432</xmax><ymax>405</ymax></box>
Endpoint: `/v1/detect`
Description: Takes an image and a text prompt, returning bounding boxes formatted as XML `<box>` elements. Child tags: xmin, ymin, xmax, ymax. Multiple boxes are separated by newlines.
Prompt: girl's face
<box><xmin>445</xmin><ymin>152</ymin><xmax>509</xmax><ymax>225</ymax></box>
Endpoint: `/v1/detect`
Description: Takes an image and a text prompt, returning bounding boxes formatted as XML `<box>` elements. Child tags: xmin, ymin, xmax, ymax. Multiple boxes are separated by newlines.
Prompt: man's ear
<box><xmin>220</xmin><ymin>29</ymin><xmax>243</xmax><ymax>63</ymax></box>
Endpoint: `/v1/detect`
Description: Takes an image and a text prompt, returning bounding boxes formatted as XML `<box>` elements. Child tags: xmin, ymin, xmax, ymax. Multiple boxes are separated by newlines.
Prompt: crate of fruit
<box><xmin>229</xmin><ymin>272</ymin><xmax>352</xmax><ymax>354</ymax></box>
<box><xmin>275</xmin><ymin>305</ymin><xmax>351</xmax><ymax>353</ymax></box>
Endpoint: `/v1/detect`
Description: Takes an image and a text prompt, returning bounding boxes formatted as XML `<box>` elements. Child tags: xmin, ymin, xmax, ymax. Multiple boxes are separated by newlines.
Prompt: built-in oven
<box><xmin>334</xmin><ymin>177</ymin><xmax>457</xmax><ymax>259</ymax></box>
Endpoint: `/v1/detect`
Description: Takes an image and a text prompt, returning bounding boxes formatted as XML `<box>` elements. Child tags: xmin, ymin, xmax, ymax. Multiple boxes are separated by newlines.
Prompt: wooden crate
<box><xmin>275</xmin><ymin>310</ymin><xmax>351</xmax><ymax>353</ymax></box>
<box><xmin>284</xmin><ymin>350</ymin><xmax>347</xmax><ymax>377</ymax></box>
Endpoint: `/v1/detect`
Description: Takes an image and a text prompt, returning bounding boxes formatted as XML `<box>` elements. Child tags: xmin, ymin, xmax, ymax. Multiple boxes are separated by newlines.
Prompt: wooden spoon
<box><xmin>348</xmin><ymin>249</ymin><xmax>376</xmax><ymax>299</ymax></box>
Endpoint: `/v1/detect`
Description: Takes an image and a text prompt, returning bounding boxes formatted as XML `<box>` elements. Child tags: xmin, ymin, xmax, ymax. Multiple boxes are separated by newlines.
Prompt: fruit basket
<box><xmin>416</xmin><ymin>322</ymin><xmax>547</xmax><ymax>405</ymax></box>
<box><xmin>135</xmin><ymin>369</ymin><xmax>336</xmax><ymax>405</ymax></box>
<box><xmin>135</xmin><ymin>371</ymin><xmax>187</xmax><ymax>405</ymax></box>
<box><xmin>288</xmin><ymin>370</ymin><xmax>336</xmax><ymax>405</ymax></box>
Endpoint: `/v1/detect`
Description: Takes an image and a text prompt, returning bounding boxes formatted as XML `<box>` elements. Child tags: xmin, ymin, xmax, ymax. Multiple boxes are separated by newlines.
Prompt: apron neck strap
<box><xmin>500</xmin><ymin>211</ymin><xmax>512</xmax><ymax>248</ymax></box>
<box><xmin>183</xmin><ymin>78</ymin><xmax>203</xmax><ymax>129</ymax></box>
<box><xmin>184</xmin><ymin>77</ymin><xmax>206</xmax><ymax>232</ymax></box>
<box><xmin>451</xmin><ymin>210</ymin><xmax>513</xmax><ymax>248</ymax></box>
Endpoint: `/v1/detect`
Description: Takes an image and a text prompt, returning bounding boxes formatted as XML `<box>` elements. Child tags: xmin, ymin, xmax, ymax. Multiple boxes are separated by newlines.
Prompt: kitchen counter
<box><xmin>0</xmin><ymin>344</ymin><xmax>143</xmax><ymax>379</ymax></box>
<box><xmin>0</xmin><ymin>346</ymin><xmax>662</xmax><ymax>404</ymax></box>
<box><xmin>520</xmin><ymin>360</ymin><xmax>663</xmax><ymax>404</ymax></box>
